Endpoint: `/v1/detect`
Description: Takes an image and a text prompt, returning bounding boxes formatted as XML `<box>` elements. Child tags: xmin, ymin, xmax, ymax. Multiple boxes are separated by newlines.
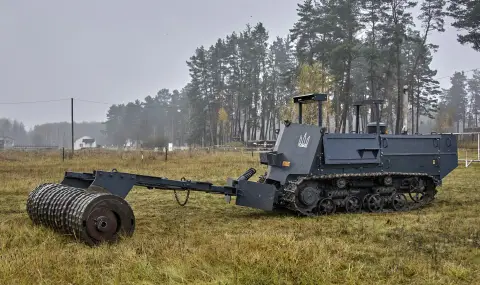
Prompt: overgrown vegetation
<box><xmin>0</xmin><ymin>150</ymin><xmax>479</xmax><ymax>284</ymax></box>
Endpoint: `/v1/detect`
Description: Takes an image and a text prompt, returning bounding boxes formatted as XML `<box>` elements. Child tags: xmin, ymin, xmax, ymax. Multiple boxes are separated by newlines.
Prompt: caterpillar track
<box><xmin>276</xmin><ymin>172</ymin><xmax>437</xmax><ymax>216</ymax></box>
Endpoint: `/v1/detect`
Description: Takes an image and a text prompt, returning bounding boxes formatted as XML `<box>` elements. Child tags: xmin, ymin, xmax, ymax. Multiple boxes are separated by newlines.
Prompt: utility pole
<box><xmin>71</xmin><ymin>98</ymin><xmax>74</xmax><ymax>157</ymax></box>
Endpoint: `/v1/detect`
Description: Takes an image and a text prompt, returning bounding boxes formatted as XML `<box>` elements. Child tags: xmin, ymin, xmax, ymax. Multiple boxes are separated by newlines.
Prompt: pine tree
<box><xmin>360</xmin><ymin>0</ymin><xmax>389</xmax><ymax>101</ymax></box>
<box><xmin>447</xmin><ymin>0</ymin><xmax>480</xmax><ymax>51</ymax></box>
<box><xmin>381</xmin><ymin>0</ymin><xmax>417</xmax><ymax>134</ymax></box>
<box><xmin>442</xmin><ymin>71</ymin><xmax>469</xmax><ymax>131</ymax></box>
<box><xmin>290</xmin><ymin>0</ymin><xmax>320</xmax><ymax>65</ymax></box>
<box><xmin>468</xmin><ymin>70</ymin><xmax>480</xmax><ymax>127</ymax></box>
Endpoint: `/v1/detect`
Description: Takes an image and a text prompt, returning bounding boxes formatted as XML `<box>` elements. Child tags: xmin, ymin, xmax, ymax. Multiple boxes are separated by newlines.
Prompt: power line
<box><xmin>434</xmin><ymin>68</ymin><xmax>479</xmax><ymax>80</ymax></box>
<box><xmin>75</xmin><ymin>99</ymin><xmax>184</xmax><ymax>109</ymax></box>
<box><xmin>74</xmin><ymin>99</ymin><xmax>112</xmax><ymax>105</ymax></box>
<box><xmin>0</xmin><ymin>98</ymin><xmax>70</xmax><ymax>105</ymax></box>
<box><xmin>0</xmin><ymin>98</ymin><xmax>183</xmax><ymax>109</ymax></box>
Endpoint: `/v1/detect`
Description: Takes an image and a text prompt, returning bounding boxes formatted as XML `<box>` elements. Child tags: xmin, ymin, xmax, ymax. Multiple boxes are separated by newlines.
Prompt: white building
<box><xmin>0</xmin><ymin>136</ymin><xmax>14</xmax><ymax>149</ymax></box>
<box><xmin>124</xmin><ymin>138</ymin><xmax>143</xmax><ymax>149</ymax></box>
<box><xmin>74</xmin><ymin>136</ymin><xmax>96</xmax><ymax>150</ymax></box>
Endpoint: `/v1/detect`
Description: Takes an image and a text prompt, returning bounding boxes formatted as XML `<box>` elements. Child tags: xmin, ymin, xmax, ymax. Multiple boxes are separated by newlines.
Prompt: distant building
<box><xmin>74</xmin><ymin>136</ymin><xmax>96</xmax><ymax>150</ymax></box>
<box><xmin>0</xmin><ymin>136</ymin><xmax>14</xmax><ymax>149</ymax></box>
<box><xmin>124</xmin><ymin>139</ymin><xmax>143</xmax><ymax>149</ymax></box>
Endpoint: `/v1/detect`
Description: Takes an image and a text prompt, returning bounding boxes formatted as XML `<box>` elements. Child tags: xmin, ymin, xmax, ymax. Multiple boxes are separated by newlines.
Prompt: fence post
<box><xmin>62</xmin><ymin>147</ymin><xmax>65</xmax><ymax>162</ymax></box>
<box><xmin>165</xmin><ymin>147</ymin><xmax>168</xmax><ymax>162</ymax></box>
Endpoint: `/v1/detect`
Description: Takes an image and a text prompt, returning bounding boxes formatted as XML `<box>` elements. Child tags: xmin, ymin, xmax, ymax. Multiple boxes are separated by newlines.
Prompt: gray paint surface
<box><xmin>265</xmin><ymin>123</ymin><xmax>458</xmax><ymax>185</ymax></box>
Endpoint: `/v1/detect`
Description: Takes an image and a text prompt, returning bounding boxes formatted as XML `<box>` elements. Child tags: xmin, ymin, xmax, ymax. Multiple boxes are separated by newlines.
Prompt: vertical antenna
<box><xmin>401</xmin><ymin>86</ymin><xmax>409</xmax><ymax>134</ymax></box>
<box><xmin>355</xmin><ymin>105</ymin><xmax>360</xmax><ymax>133</ymax></box>
<box><xmin>298</xmin><ymin>102</ymin><xmax>303</xmax><ymax>124</ymax></box>
<box><xmin>318</xmin><ymin>100</ymin><xmax>323</xmax><ymax>127</ymax></box>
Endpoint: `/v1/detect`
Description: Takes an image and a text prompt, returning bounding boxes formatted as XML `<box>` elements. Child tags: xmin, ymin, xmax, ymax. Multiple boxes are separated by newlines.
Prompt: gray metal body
<box><xmin>260</xmin><ymin>122</ymin><xmax>458</xmax><ymax>186</ymax></box>
<box><xmin>256</xmin><ymin>93</ymin><xmax>458</xmax><ymax>214</ymax></box>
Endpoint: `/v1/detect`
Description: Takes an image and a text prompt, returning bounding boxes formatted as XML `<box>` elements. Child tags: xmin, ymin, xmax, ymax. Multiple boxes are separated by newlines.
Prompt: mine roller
<box><xmin>26</xmin><ymin>93</ymin><xmax>458</xmax><ymax>246</ymax></box>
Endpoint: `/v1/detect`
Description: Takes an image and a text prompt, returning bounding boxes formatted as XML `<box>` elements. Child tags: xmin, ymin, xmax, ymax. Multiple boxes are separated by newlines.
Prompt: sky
<box><xmin>1</xmin><ymin>0</ymin><xmax>479</xmax><ymax>130</ymax></box>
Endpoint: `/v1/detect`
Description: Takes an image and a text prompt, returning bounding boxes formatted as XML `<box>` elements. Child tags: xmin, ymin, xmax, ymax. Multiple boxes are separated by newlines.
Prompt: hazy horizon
<box><xmin>1</xmin><ymin>0</ymin><xmax>479</xmax><ymax>130</ymax></box>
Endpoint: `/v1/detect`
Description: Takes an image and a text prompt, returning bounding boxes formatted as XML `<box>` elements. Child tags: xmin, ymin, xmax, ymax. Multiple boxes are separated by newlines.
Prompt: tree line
<box><xmin>436</xmin><ymin>70</ymin><xmax>480</xmax><ymax>132</ymax></box>
<box><xmin>0</xmin><ymin>120</ymin><xmax>107</xmax><ymax>147</ymax></box>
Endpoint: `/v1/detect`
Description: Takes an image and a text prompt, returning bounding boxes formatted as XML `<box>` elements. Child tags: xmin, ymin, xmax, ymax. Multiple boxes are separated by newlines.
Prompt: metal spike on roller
<box><xmin>26</xmin><ymin>183</ymin><xmax>135</xmax><ymax>246</ymax></box>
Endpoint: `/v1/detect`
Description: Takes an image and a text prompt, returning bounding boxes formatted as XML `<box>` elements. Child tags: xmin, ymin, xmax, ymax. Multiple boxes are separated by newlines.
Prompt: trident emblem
<box><xmin>298</xmin><ymin>132</ymin><xmax>310</xmax><ymax>148</ymax></box>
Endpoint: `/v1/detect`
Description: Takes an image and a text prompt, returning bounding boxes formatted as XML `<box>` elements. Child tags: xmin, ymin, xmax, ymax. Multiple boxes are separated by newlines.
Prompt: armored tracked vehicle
<box><xmin>26</xmin><ymin>93</ymin><xmax>458</xmax><ymax>245</ymax></box>
<box><xmin>257</xmin><ymin>94</ymin><xmax>458</xmax><ymax>216</ymax></box>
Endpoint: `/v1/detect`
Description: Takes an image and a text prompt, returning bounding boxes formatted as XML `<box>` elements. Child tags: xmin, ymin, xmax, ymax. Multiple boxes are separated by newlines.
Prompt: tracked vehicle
<box><xmin>26</xmin><ymin>93</ymin><xmax>458</xmax><ymax>246</ymax></box>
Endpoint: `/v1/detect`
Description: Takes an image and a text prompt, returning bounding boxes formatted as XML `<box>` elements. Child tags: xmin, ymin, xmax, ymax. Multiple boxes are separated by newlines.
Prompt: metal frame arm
<box><xmin>61</xmin><ymin>167</ymin><xmax>259</xmax><ymax>199</ymax></box>
<box><xmin>60</xmin><ymin>167</ymin><xmax>277</xmax><ymax>211</ymax></box>
<box><xmin>61</xmin><ymin>170</ymin><xmax>240</xmax><ymax>198</ymax></box>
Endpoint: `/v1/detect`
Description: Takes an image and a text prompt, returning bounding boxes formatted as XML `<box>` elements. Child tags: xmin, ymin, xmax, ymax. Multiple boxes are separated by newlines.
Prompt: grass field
<box><xmin>0</xmin><ymin>149</ymin><xmax>479</xmax><ymax>285</ymax></box>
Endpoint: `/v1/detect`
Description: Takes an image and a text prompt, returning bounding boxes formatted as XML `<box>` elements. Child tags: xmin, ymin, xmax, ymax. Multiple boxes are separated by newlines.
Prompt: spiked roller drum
<box><xmin>26</xmin><ymin>183</ymin><xmax>135</xmax><ymax>246</ymax></box>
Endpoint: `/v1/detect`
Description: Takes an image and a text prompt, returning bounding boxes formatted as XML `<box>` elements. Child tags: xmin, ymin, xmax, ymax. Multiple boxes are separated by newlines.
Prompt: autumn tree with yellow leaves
<box><xmin>280</xmin><ymin>63</ymin><xmax>333</xmax><ymax>130</ymax></box>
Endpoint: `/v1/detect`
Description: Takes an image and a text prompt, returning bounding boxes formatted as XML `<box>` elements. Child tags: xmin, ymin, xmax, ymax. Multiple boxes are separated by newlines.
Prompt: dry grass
<box><xmin>0</xmin><ymin>149</ymin><xmax>479</xmax><ymax>285</ymax></box>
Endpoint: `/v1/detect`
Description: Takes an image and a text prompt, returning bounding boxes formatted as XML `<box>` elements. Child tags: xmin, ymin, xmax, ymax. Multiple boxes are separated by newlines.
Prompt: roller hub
<box><xmin>26</xmin><ymin>183</ymin><xmax>135</xmax><ymax>246</ymax></box>
<box><xmin>86</xmin><ymin>209</ymin><xmax>118</xmax><ymax>241</ymax></box>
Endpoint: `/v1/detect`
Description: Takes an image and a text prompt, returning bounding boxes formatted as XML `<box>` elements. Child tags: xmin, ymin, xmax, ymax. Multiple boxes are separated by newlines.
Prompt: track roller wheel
<box><xmin>344</xmin><ymin>196</ymin><xmax>361</xmax><ymax>213</ymax></box>
<box><xmin>316</xmin><ymin>198</ymin><xmax>336</xmax><ymax>215</ymax></box>
<box><xmin>409</xmin><ymin>191</ymin><xmax>425</xmax><ymax>203</ymax></box>
<box><xmin>362</xmin><ymin>194</ymin><xmax>371</xmax><ymax>210</ymax></box>
<box><xmin>366</xmin><ymin>194</ymin><xmax>384</xmax><ymax>212</ymax></box>
<box><xmin>391</xmin><ymin>193</ymin><xmax>407</xmax><ymax>211</ymax></box>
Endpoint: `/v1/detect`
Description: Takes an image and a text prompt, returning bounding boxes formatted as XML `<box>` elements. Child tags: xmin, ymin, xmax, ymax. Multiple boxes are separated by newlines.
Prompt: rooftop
<box><xmin>0</xmin><ymin>136</ymin><xmax>14</xmax><ymax>140</ymax></box>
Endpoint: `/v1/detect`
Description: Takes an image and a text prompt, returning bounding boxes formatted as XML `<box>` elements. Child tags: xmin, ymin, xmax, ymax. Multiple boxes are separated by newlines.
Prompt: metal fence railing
<box><xmin>453</xmin><ymin>132</ymin><xmax>480</xmax><ymax>167</ymax></box>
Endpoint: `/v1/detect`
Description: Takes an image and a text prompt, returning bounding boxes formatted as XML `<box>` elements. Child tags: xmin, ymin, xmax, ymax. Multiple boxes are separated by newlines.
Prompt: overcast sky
<box><xmin>1</xmin><ymin>1</ymin><xmax>479</xmax><ymax>130</ymax></box>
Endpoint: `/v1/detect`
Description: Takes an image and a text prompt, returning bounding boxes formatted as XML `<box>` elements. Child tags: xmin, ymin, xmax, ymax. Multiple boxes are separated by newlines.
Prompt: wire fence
<box><xmin>0</xmin><ymin>144</ymin><xmax>274</xmax><ymax>163</ymax></box>
<box><xmin>2</xmin><ymin>132</ymin><xmax>479</xmax><ymax>168</ymax></box>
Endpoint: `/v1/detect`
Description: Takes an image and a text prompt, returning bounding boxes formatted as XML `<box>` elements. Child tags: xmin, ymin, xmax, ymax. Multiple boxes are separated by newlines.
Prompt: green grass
<box><xmin>0</xmin><ymin>149</ymin><xmax>479</xmax><ymax>285</ymax></box>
